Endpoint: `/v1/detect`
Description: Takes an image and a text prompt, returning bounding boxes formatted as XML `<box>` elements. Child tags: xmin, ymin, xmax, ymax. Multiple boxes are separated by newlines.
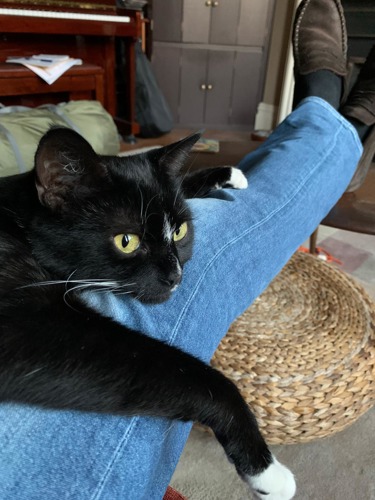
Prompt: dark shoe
<box><xmin>293</xmin><ymin>0</ymin><xmax>347</xmax><ymax>77</ymax></box>
<box><xmin>342</xmin><ymin>46</ymin><xmax>375</xmax><ymax>192</ymax></box>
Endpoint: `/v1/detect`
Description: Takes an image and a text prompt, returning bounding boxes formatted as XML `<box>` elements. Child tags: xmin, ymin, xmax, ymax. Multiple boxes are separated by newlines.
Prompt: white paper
<box><xmin>6</xmin><ymin>56</ymin><xmax>83</xmax><ymax>85</ymax></box>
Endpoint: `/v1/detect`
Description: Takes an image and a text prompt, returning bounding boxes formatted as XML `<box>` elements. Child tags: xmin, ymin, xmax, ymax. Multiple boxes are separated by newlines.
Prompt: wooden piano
<box><xmin>0</xmin><ymin>0</ymin><xmax>142</xmax><ymax>134</ymax></box>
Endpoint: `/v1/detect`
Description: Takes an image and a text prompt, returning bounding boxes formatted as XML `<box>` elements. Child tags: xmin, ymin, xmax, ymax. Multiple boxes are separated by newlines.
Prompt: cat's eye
<box><xmin>114</xmin><ymin>233</ymin><xmax>140</xmax><ymax>254</ymax></box>
<box><xmin>173</xmin><ymin>222</ymin><xmax>188</xmax><ymax>242</ymax></box>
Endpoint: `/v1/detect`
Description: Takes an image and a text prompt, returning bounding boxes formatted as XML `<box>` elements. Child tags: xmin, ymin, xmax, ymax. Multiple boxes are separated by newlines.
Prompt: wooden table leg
<box><xmin>309</xmin><ymin>228</ymin><xmax>319</xmax><ymax>254</ymax></box>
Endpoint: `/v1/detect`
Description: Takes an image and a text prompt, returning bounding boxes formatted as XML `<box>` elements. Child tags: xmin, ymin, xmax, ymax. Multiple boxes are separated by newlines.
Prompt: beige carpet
<box><xmin>171</xmin><ymin>233</ymin><xmax>375</xmax><ymax>500</ymax></box>
<box><xmin>171</xmin><ymin>407</ymin><xmax>374</xmax><ymax>499</ymax></box>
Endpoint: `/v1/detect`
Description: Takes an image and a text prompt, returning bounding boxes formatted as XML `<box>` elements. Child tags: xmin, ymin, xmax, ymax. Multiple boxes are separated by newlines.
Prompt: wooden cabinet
<box><xmin>151</xmin><ymin>0</ymin><xmax>275</xmax><ymax>129</ymax></box>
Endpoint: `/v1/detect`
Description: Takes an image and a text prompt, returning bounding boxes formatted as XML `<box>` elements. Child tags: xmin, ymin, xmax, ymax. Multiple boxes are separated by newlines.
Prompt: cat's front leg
<box><xmin>1</xmin><ymin>301</ymin><xmax>295</xmax><ymax>499</ymax></box>
<box><xmin>182</xmin><ymin>166</ymin><xmax>248</xmax><ymax>198</ymax></box>
<box><xmin>246</xmin><ymin>458</ymin><xmax>296</xmax><ymax>500</ymax></box>
<box><xmin>208</xmin><ymin>383</ymin><xmax>295</xmax><ymax>500</ymax></box>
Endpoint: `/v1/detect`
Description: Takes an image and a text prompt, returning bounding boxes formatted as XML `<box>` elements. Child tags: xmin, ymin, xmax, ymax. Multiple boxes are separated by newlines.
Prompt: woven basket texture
<box><xmin>211</xmin><ymin>251</ymin><xmax>375</xmax><ymax>444</ymax></box>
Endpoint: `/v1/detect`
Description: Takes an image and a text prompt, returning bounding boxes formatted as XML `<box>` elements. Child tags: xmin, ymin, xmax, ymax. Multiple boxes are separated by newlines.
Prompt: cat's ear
<box><xmin>34</xmin><ymin>127</ymin><xmax>107</xmax><ymax>210</ymax></box>
<box><xmin>153</xmin><ymin>132</ymin><xmax>202</xmax><ymax>174</ymax></box>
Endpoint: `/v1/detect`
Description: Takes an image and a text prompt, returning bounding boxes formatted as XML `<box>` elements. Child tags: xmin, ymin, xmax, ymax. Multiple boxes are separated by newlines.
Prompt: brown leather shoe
<box><xmin>293</xmin><ymin>0</ymin><xmax>347</xmax><ymax>77</ymax></box>
<box><xmin>341</xmin><ymin>46</ymin><xmax>375</xmax><ymax>192</ymax></box>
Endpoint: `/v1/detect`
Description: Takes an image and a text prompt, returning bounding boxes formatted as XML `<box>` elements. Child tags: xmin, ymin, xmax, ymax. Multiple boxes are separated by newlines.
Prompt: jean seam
<box><xmin>169</xmin><ymin>121</ymin><xmax>346</xmax><ymax>347</ymax></box>
<box><xmin>90</xmin><ymin>417</ymin><xmax>138</xmax><ymax>500</ymax></box>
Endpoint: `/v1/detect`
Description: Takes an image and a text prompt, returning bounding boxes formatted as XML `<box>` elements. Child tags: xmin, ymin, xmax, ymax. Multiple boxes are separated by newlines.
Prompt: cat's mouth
<box><xmin>133</xmin><ymin>264</ymin><xmax>182</xmax><ymax>303</ymax></box>
<box><xmin>135</xmin><ymin>286</ymin><xmax>179</xmax><ymax>304</ymax></box>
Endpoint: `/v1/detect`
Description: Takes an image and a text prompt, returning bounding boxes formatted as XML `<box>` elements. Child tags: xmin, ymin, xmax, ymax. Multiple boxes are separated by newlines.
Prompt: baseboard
<box><xmin>254</xmin><ymin>102</ymin><xmax>278</xmax><ymax>131</ymax></box>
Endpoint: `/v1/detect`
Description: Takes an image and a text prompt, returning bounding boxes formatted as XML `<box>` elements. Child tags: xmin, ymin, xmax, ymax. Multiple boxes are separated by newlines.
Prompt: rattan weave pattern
<box><xmin>211</xmin><ymin>251</ymin><xmax>375</xmax><ymax>444</ymax></box>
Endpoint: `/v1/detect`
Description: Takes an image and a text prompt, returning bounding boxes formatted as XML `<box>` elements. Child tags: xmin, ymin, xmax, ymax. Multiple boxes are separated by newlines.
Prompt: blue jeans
<box><xmin>0</xmin><ymin>98</ymin><xmax>362</xmax><ymax>499</ymax></box>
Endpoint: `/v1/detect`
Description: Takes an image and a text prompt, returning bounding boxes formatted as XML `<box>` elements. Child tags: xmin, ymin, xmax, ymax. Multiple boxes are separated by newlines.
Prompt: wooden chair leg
<box><xmin>309</xmin><ymin>228</ymin><xmax>319</xmax><ymax>254</ymax></box>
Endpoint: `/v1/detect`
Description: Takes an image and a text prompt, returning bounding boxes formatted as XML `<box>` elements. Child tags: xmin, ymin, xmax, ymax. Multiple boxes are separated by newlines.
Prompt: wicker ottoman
<box><xmin>211</xmin><ymin>251</ymin><xmax>375</xmax><ymax>444</ymax></box>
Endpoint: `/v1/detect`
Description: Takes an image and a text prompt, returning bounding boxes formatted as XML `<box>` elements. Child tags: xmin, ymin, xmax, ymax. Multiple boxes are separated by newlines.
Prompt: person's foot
<box><xmin>341</xmin><ymin>45</ymin><xmax>375</xmax><ymax>191</ymax></box>
<box><xmin>292</xmin><ymin>0</ymin><xmax>347</xmax><ymax>109</ymax></box>
<box><xmin>293</xmin><ymin>0</ymin><xmax>347</xmax><ymax>77</ymax></box>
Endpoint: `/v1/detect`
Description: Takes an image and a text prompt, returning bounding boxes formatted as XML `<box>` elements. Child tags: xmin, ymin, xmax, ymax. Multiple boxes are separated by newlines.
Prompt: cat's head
<box><xmin>31</xmin><ymin>127</ymin><xmax>200</xmax><ymax>303</ymax></box>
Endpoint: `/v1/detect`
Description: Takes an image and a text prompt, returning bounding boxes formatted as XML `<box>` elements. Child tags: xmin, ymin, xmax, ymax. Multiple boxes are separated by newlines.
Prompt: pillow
<box><xmin>0</xmin><ymin>100</ymin><xmax>120</xmax><ymax>177</ymax></box>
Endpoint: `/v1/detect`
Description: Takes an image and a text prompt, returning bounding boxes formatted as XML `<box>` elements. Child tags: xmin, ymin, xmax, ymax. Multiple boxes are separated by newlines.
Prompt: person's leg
<box><xmin>0</xmin><ymin>98</ymin><xmax>362</xmax><ymax>500</ymax></box>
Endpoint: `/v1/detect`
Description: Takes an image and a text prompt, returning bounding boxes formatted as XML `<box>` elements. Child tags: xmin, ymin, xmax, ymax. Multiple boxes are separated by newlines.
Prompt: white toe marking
<box><xmin>228</xmin><ymin>167</ymin><xmax>248</xmax><ymax>189</ymax></box>
<box><xmin>246</xmin><ymin>456</ymin><xmax>296</xmax><ymax>500</ymax></box>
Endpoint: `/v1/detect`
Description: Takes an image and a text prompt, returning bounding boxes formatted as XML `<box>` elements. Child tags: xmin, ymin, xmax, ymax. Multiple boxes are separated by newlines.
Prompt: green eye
<box><xmin>173</xmin><ymin>222</ymin><xmax>188</xmax><ymax>242</ymax></box>
<box><xmin>114</xmin><ymin>233</ymin><xmax>140</xmax><ymax>254</ymax></box>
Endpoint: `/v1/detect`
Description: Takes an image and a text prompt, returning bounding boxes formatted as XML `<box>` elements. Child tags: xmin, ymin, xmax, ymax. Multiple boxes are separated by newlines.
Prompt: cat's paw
<box><xmin>225</xmin><ymin>167</ymin><xmax>248</xmax><ymax>190</ymax></box>
<box><xmin>246</xmin><ymin>457</ymin><xmax>296</xmax><ymax>500</ymax></box>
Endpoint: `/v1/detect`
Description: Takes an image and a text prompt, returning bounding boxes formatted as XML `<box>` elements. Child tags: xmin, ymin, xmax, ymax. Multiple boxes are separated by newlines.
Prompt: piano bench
<box><xmin>0</xmin><ymin>63</ymin><xmax>105</xmax><ymax>108</ymax></box>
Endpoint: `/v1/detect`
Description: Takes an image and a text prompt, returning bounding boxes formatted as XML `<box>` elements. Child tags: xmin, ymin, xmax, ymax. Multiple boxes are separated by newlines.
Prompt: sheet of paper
<box><xmin>6</xmin><ymin>56</ymin><xmax>82</xmax><ymax>84</ymax></box>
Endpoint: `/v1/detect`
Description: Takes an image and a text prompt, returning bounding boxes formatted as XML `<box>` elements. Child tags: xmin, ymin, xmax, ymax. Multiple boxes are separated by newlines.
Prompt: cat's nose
<box><xmin>160</xmin><ymin>270</ymin><xmax>182</xmax><ymax>288</ymax></box>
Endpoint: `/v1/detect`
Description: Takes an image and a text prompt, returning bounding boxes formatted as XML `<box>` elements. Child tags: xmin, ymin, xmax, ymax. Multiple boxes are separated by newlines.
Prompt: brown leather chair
<box><xmin>309</xmin><ymin>162</ymin><xmax>375</xmax><ymax>252</ymax></box>
<box><xmin>310</xmin><ymin>57</ymin><xmax>375</xmax><ymax>252</ymax></box>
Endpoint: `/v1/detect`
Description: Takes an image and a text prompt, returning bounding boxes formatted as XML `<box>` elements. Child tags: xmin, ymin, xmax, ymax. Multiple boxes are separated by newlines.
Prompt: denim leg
<box><xmin>0</xmin><ymin>98</ymin><xmax>362</xmax><ymax>500</ymax></box>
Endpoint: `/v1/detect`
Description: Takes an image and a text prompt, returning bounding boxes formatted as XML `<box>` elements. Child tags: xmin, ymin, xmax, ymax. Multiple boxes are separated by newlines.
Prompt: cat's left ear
<box><xmin>34</xmin><ymin>127</ymin><xmax>107</xmax><ymax>210</ymax></box>
<box><xmin>153</xmin><ymin>132</ymin><xmax>202</xmax><ymax>174</ymax></box>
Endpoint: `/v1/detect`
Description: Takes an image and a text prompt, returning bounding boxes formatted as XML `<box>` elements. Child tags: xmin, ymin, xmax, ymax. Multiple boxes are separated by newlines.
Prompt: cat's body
<box><xmin>0</xmin><ymin>128</ymin><xmax>295</xmax><ymax>499</ymax></box>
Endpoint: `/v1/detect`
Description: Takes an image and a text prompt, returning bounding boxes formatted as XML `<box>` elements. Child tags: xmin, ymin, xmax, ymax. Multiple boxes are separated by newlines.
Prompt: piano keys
<box><xmin>0</xmin><ymin>7</ymin><xmax>132</xmax><ymax>24</ymax></box>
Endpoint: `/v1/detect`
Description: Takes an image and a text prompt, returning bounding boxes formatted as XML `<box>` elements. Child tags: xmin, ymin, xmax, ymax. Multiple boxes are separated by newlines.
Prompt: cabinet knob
<box><xmin>207</xmin><ymin>84</ymin><xmax>213</xmax><ymax>90</ymax></box>
<box><xmin>205</xmin><ymin>0</ymin><xmax>212</xmax><ymax>6</ymax></box>
<box><xmin>200</xmin><ymin>84</ymin><xmax>207</xmax><ymax>90</ymax></box>
<box><xmin>212</xmin><ymin>1</ymin><xmax>219</xmax><ymax>6</ymax></box>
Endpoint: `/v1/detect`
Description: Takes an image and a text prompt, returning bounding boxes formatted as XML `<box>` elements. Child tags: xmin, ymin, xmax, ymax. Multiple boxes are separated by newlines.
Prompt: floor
<box><xmin>120</xmin><ymin>129</ymin><xmax>253</xmax><ymax>152</ymax></box>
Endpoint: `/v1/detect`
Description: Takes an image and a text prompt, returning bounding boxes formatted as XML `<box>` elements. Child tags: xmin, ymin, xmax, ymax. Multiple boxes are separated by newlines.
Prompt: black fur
<box><xmin>0</xmin><ymin>128</ymin><xmax>271</xmax><ymax>485</ymax></box>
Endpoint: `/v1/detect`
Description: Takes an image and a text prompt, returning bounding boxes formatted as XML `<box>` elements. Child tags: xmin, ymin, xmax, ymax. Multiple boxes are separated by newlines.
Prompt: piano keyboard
<box><xmin>0</xmin><ymin>7</ymin><xmax>131</xmax><ymax>23</ymax></box>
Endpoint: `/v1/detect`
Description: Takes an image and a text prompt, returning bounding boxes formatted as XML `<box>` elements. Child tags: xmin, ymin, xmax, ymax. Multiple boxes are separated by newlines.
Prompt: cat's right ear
<box><xmin>152</xmin><ymin>132</ymin><xmax>202</xmax><ymax>174</ymax></box>
<box><xmin>34</xmin><ymin>127</ymin><xmax>107</xmax><ymax>211</ymax></box>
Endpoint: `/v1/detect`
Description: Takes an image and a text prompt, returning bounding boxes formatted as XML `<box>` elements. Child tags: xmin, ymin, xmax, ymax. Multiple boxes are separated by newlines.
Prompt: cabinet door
<box><xmin>204</xmin><ymin>50</ymin><xmax>235</xmax><ymax>125</ymax></box>
<box><xmin>209</xmin><ymin>0</ymin><xmax>241</xmax><ymax>46</ymax></box>
<box><xmin>182</xmin><ymin>0</ymin><xmax>211</xmax><ymax>43</ymax></box>
<box><xmin>230</xmin><ymin>50</ymin><xmax>263</xmax><ymax>127</ymax></box>
<box><xmin>151</xmin><ymin>45</ymin><xmax>181</xmax><ymax>123</ymax></box>
<box><xmin>237</xmin><ymin>0</ymin><xmax>273</xmax><ymax>47</ymax></box>
<box><xmin>153</xmin><ymin>0</ymin><xmax>183</xmax><ymax>42</ymax></box>
<box><xmin>179</xmin><ymin>48</ymin><xmax>208</xmax><ymax>124</ymax></box>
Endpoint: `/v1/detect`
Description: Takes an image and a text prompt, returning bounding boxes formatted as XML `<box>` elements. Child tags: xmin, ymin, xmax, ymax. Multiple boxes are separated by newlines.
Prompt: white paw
<box><xmin>246</xmin><ymin>457</ymin><xmax>296</xmax><ymax>500</ymax></box>
<box><xmin>226</xmin><ymin>167</ymin><xmax>248</xmax><ymax>189</ymax></box>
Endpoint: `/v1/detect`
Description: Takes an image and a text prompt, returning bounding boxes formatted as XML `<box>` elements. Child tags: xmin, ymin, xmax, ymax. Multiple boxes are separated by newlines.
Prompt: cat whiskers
<box><xmin>19</xmin><ymin>278</ymin><xmax>121</xmax><ymax>289</ymax></box>
<box><xmin>19</xmin><ymin>278</ymin><xmax>136</xmax><ymax>297</ymax></box>
<box><xmin>112</xmin><ymin>288</ymin><xmax>136</xmax><ymax>296</ymax></box>
<box><xmin>142</xmin><ymin>193</ymin><xmax>159</xmax><ymax>223</ymax></box>
<box><xmin>63</xmin><ymin>282</ymin><xmax>117</xmax><ymax>296</ymax></box>
<box><xmin>177</xmin><ymin>205</ymin><xmax>192</xmax><ymax>218</ymax></box>
<box><xmin>90</xmin><ymin>282</ymin><xmax>137</xmax><ymax>296</ymax></box>
<box><xmin>64</xmin><ymin>282</ymin><xmax>136</xmax><ymax>309</ymax></box>
<box><xmin>134</xmin><ymin>290</ymin><xmax>146</xmax><ymax>301</ymax></box>
<box><xmin>139</xmin><ymin>193</ymin><xmax>160</xmax><ymax>242</ymax></box>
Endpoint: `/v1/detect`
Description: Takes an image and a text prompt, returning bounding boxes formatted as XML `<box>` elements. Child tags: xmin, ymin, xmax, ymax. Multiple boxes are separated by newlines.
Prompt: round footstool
<box><xmin>211</xmin><ymin>251</ymin><xmax>375</xmax><ymax>444</ymax></box>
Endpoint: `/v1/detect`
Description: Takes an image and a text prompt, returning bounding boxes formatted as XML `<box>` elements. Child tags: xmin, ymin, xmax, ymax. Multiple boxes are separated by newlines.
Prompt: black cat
<box><xmin>0</xmin><ymin>127</ymin><xmax>295</xmax><ymax>500</ymax></box>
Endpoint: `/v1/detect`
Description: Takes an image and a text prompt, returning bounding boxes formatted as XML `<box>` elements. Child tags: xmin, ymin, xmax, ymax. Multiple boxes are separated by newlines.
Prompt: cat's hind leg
<box><xmin>182</xmin><ymin>166</ymin><xmax>248</xmax><ymax>198</ymax></box>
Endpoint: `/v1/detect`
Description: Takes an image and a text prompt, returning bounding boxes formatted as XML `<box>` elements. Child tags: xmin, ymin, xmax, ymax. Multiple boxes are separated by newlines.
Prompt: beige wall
<box><xmin>263</xmin><ymin>0</ymin><xmax>295</xmax><ymax>106</ymax></box>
